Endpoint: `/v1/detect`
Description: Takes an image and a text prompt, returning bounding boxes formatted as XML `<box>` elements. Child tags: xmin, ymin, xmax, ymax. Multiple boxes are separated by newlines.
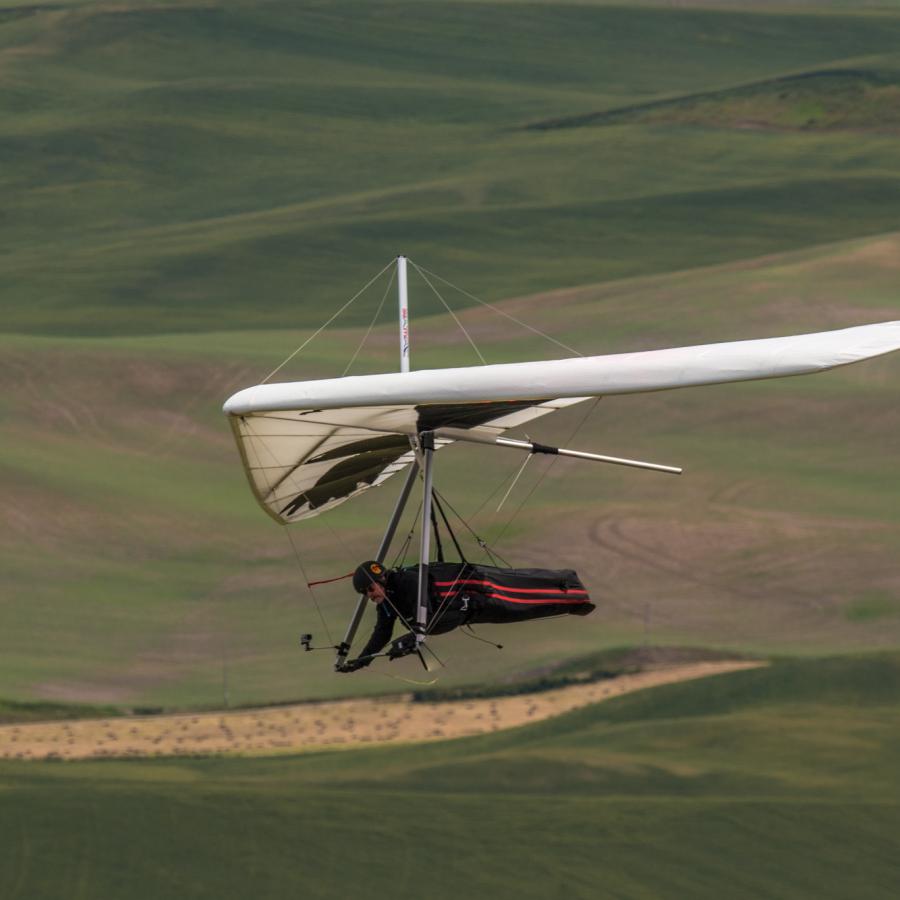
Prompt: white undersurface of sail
<box><xmin>231</xmin><ymin>398</ymin><xmax>586</xmax><ymax>523</ymax></box>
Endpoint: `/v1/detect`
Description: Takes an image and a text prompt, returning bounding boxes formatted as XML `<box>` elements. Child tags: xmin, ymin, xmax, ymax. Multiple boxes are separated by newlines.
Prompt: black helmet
<box><xmin>353</xmin><ymin>560</ymin><xmax>387</xmax><ymax>594</ymax></box>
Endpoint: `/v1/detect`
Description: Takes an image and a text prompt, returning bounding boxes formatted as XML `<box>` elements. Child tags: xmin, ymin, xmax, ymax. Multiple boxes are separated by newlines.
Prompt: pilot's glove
<box><xmin>337</xmin><ymin>657</ymin><xmax>372</xmax><ymax>673</ymax></box>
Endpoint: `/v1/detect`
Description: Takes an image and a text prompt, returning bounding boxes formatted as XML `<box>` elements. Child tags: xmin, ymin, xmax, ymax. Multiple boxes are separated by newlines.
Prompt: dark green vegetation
<box><xmin>4</xmin><ymin>0</ymin><xmax>900</xmax><ymax>332</ymax></box>
<box><xmin>1</xmin><ymin>0</ymin><xmax>899</xmax><ymax>710</ymax></box>
<box><xmin>413</xmin><ymin>645</ymin><xmax>746</xmax><ymax>702</ymax></box>
<box><xmin>2</xmin><ymin>655</ymin><xmax>899</xmax><ymax>899</ymax></box>
<box><xmin>0</xmin><ymin>698</ymin><xmax>121</xmax><ymax>725</ymax></box>
<box><xmin>529</xmin><ymin>68</ymin><xmax>900</xmax><ymax>132</ymax></box>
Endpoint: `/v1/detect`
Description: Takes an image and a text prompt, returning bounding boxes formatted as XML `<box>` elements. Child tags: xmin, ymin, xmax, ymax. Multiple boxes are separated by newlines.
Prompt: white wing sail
<box><xmin>229</xmin><ymin>398</ymin><xmax>585</xmax><ymax>523</ymax></box>
<box><xmin>225</xmin><ymin>321</ymin><xmax>900</xmax><ymax>523</ymax></box>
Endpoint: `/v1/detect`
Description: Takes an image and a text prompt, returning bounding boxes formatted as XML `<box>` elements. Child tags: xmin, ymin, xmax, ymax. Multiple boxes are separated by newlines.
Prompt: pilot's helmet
<box><xmin>353</xmin><ymin>560</ymin><xmax>387</xmax><ymax>594</ymax></box>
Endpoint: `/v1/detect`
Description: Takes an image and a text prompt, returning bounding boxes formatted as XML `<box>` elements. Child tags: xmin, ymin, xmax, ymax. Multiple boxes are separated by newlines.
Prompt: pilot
<box><xmin>340</xmin><ymin>561</ymin><xmax>420</xmax><ymax>671</ymax></box>
<box><xmin>340</xmin><ymin>559</ymin><xmax>594</xmax><ymax>671</ymax></box>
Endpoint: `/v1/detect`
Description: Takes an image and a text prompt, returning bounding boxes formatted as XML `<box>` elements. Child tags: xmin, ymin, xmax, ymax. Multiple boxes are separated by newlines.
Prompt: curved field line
<box><xmin>0</xmin><ymin>661</ymin><xmax>764</xmax><ymax>761</ymax></box>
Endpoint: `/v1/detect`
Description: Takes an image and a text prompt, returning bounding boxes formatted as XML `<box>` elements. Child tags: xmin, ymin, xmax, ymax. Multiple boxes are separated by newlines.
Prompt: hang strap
<box><xmin>432</xmin><ymin>490</ymin><xmax>467</xmax><ymax>562</ymax></box>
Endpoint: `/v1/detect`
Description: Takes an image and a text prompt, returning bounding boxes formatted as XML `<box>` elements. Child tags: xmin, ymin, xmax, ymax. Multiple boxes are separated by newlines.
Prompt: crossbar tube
<box><xmin>497</xmin><ymin>438</ymin><xmax>682</xmax><ymax>474</ymax></box>
<box><xmin>434</xmin><ymin>428</ymin><xmax>681</xmax><ymax>475</ymax></box>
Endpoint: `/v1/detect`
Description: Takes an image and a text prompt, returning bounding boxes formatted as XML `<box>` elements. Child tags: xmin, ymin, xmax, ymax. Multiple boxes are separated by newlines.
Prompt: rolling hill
<box><xmin>3</xmin><ymin>0</ymin><xmax>900</xmax><ymax>332</ymax></box>
<box><xmin>1</xmin><ymin>654</ymin><xmax>898</xmax><ymax>899</ymax></box>
<box><xmin>1</xmin><ymin>0</ymin><xmax>899</xmax><ymax>709</ymax></box>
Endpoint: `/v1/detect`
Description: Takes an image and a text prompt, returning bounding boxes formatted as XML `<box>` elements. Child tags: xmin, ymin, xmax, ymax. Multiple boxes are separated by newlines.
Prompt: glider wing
<box><xmin>224</xmin><ymin>321</ymin><xmax>900</xmax><ymax>523</ymax></box>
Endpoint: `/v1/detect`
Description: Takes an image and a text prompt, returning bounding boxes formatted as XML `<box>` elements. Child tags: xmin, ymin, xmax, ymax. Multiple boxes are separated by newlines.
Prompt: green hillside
<box><xmin>3</xmin><ymin>0</ymin><xmax>900</xmax><ymax>332</ymax></box>
<box><xmin>2</xmin><ymin>0</ymin><xmax>900</xmax><ymax>709</ymax></box>
<box><xmin>529</xmin><ymin>66</ymin><xmax>900</xmax><ymax>130</ymax></box>
<box><xmin>2</xmin><ymin>655</ymin><xmax>898</xmax><ymax>899</ymax></box>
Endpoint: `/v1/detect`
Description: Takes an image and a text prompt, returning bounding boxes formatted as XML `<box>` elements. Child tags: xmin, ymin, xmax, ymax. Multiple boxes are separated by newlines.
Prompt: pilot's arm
<box><xmin>344</xmin><ymin>603</ymin><xmax>397</xmax><ymax>671</ymax></box>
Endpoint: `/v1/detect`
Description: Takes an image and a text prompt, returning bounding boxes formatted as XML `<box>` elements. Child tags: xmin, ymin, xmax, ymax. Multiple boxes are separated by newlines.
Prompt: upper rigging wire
<box><xmin>342</xmin><ymin>267</ymin><xmax>396</xmax><ymax>376</ymax></box>
<box><xmin>411</xmin><ymin>262</ymin><xmax>585</xmax><ymax>358</ymax></box>
<box><xmin>261</xmin><ymin>259</ymin><xmax>394</xmax><ymax>384</ymax></box>
<box><xmin>410</xmin><ymin>260</ymin><xmax>488</xmax><ymax>365</ymax></box>
<box><xmin>258</xmin><ymin>254</ymin><xmax>582</xmax><ymax>383</ymax></box>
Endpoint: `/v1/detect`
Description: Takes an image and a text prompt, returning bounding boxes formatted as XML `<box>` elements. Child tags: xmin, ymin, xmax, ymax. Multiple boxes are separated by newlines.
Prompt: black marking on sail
<box><xmin>281</xmin><ymin>444</ymin><xmax>409</xmax><ymax>516</ymax></box>
<box><xmin>416</xmin><ymin>400</ymin><xmax>544</xmax><ymax>431</ymax></box>
<box><xmin>307</xmin><ymin>434</ymin><xmax>409</xmax><ymax>465</ymax></box>
<box><xmin>279</xmin><ymin>401</ymin><xmax>549</xmax><ymax>518</ymax></box>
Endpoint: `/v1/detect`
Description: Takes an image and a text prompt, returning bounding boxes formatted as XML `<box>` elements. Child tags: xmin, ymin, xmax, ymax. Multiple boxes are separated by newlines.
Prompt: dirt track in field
<box><xmin>0</xmin><ymin>661</ymin><xmax>763</xmax><ymax>761</ymax></box>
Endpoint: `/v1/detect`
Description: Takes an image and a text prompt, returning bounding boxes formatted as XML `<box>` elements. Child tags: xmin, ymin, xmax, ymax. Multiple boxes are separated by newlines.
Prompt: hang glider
<box><xmin>224</xmin><ymin>318</ymin><xmax>900</xmax><ymax>524</ymax></box>
<box><xmin>223</xmin><ymin>256</ymin><xmax>900</xmax><ymax>672</ymax></box>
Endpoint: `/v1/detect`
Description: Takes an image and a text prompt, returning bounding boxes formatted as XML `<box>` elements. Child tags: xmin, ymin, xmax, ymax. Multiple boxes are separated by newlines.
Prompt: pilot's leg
<box><xmin>469</xmin><ymin>593</ymin><xmax>595</xmax><ymax>624</ymax></box>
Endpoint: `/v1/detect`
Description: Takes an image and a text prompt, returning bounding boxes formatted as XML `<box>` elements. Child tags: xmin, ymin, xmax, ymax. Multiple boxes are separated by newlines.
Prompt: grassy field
<box><xmin>1</xmin><ymin>654</ymin><xmax>898</xmax><ymax>899</ymax></box>
<box><xmin>1</xmin><ymin>0</ymin><xmax>900</xmax><ymax>710</ymax></box>
<box><xmin>3</xmin><ymin>1</ymin><xmax>900</xmax><ymax>332</ymax></box>
<box><xmin>3</xmin><ymin>3</ymin><xmax>900</xmax><ymax>897</ymax></box>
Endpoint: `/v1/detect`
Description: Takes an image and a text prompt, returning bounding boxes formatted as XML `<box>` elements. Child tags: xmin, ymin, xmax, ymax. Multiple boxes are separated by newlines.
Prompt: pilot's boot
<box><xmin>568</xmin><ymin>602</ymin><xmax>596</xmax><ymax>617</ymax></box>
